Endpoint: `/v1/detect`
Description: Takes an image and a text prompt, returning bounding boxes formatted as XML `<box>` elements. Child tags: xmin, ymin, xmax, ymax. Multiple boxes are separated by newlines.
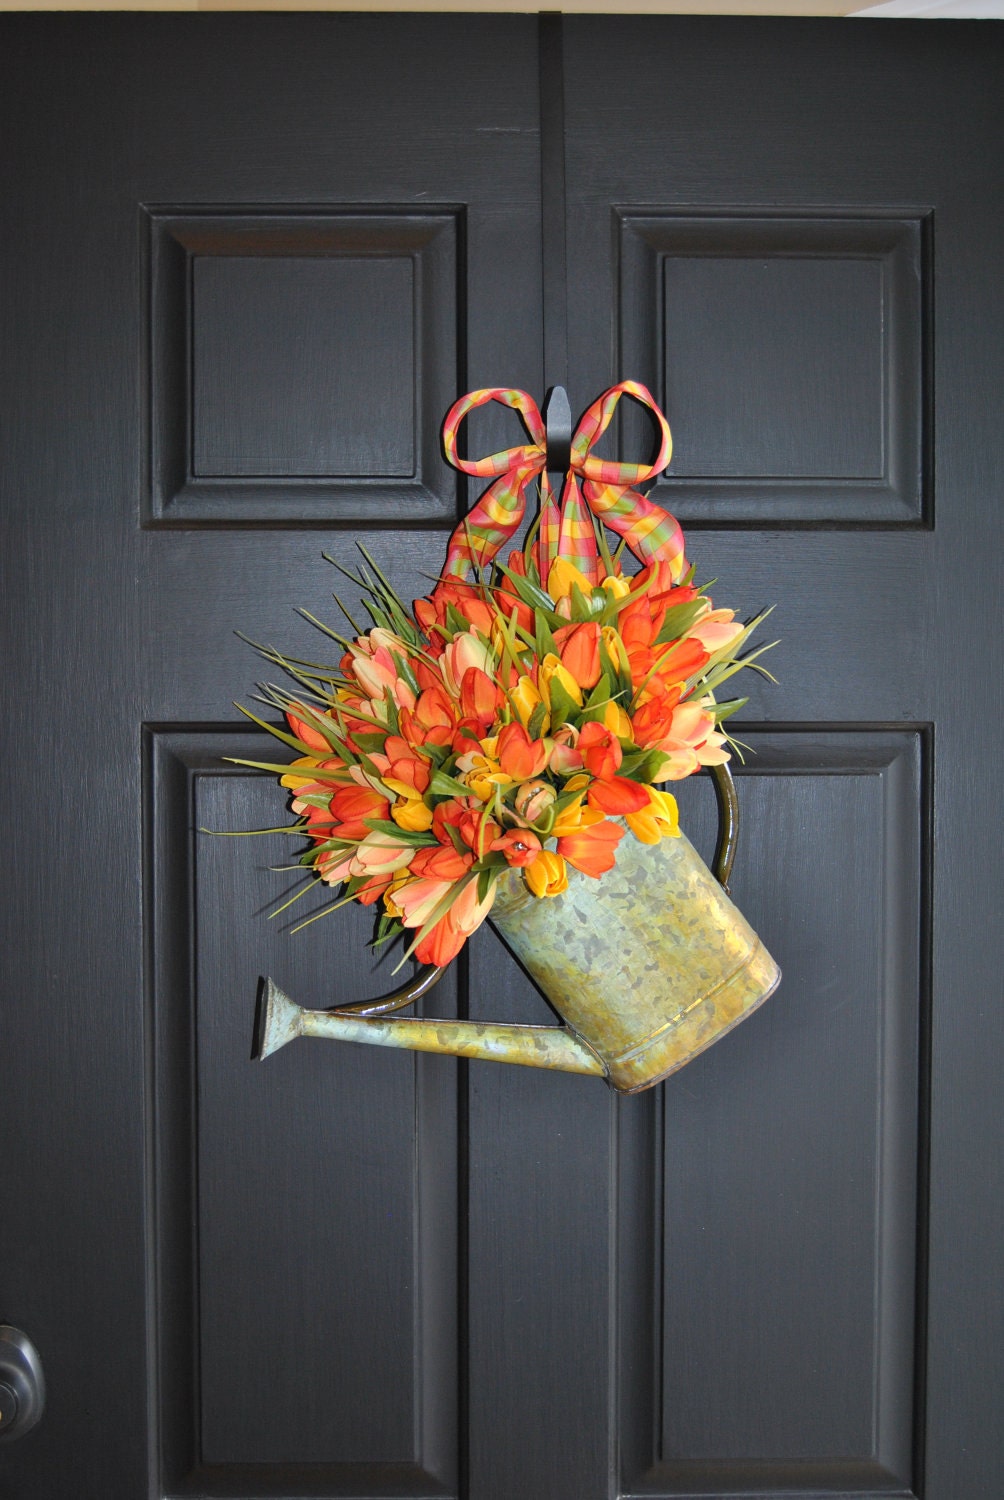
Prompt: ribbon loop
<box><xmin>441</xmin><ymin>388</ymin><xmax>545</xmax><ymax>477</ymax></box>
<box><xmin>437</xmin><ymin>380</ymin><xmax>686</xmax><ymax>589</ymax></box>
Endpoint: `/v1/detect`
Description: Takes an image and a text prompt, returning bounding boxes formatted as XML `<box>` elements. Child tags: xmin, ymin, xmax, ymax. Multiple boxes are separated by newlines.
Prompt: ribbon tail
<box><xmin>582</xmin><ymin>480</ymin><xmax>688</xmax><ymax>583</ymax></box>
<box><xmin>534</xmin><ymin>472</ymin><xmax>562</xmax><ymax>581</ymax></box>
<box><xmin>436</xmin><ymin>464</ymin><xmax>537</xmax><ymax>588</ymax></box>
<box><xmin>556</xmin><ymin>476</ymin><xmax>600</xmax><ymax>586</ymax></box>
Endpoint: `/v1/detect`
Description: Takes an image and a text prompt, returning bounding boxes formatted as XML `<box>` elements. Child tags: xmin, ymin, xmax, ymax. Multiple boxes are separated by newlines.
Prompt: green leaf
<box><xmin>619</xmin><ymin>748</ymin><xmax>668</xmax><ymax>783</ymax></box>
<box><xmin>391</xmin><ymin>650</ymin><xmax>420</xmax><ymax>698</ymax></box>
<box><xmin>439</xmin><ymin>819</ymin><xmax>467</xmax><ymax>855</ymax></box>
<box><xmin>584</xmin><ymin>672</ymin><xmax>611</xmax><ymax>713</ymax></box>
<box><xmin>233</xmin><ymin>702</ymin><xmax>324</xmax><ymax>757</ymax></box>
<box><xmin>351</xmin><ymin>731</ymin><xmax>388</xmax><ymax>755</ymax></box>
<box><xmin>597</xmin><ymin>634</ymin><xmax>633</xmax><ymax>704</ymax></box>
<box><xmin>361</xmin><ymin>818</ymin><xmax>437</xmax><ymax>844</ymax></box>
<box><xmin>492</xmin><ymin>561</ymin><xmax>565</xmax><ymax>628</ymax></box>
<box><xmin>654</xmin><ymin>599</ymin><xmax>707</xmax><ymax>644</ymax></box>
<box><xmin>430</xmin><ymin>768</ymin><xmax>471</xmax><ymax>799</ymax></box>
<box><xmin>224</xmin><ymin>756</ymin><xmax>350</xmax><ymax>780</ymax></box>
<box><xmin>444</xmin><ymin>602</ymin><xmax>470</xmax><ymax>638</ymax></box>
<box><xmin>288</xmin><ymin>888</ymin><xmax>362</xmax><ymax>935</ymax></box>
<box><xmin>546</xmin><ymin>676</ymin><xmax>580</xmax><ymax>733</ymax></box>
<box><xmin>527</xmin><ymin>700</ymin><xmax>548</xmax><ymax>741</ymax></box>
<box><xmin>198</xmin><ymin>823</ymin><xmax>308</xmax><ymax>837</ymax></box>
<box><xmin>477</xmin><ymin>866</ymin><xmax>500</xmax><ymax>904</ymax></box>
<box><xmin>534</xmin><ymin>609</ymin><xmax>558</xmax><ymax>661</ymax></box>
<box><xmin>710</xmin><ymin>697</ymin><xmax>748</xmax><ymax>723</ymax></box>
<box><xmin>569</xmin><ymin>582</ymin><xmax>599</xmax><ymax>622</ymax></box>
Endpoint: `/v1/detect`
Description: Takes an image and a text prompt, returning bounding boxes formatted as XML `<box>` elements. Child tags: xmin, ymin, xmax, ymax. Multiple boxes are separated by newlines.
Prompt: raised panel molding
<box><xmin>146</xmin><ymin>729</ymin><xmax>458</xmax><ymax>1498</ymax></box>
<box><xmin>617</xmin><ymin>730</ymin><xmax>927</xmax><ymax>1499</ymax></box>
<box><xmin>617</xmin><ymin>213</ymin><xmax>931</xmax><ymax>527</ymax></box>
<box><xmin>145</xmin><ymin>210</ymin><xmax>462</xmax><ymax>527</ymax></box>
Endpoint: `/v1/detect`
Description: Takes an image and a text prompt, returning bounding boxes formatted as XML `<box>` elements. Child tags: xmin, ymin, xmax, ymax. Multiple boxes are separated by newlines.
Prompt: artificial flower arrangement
<box><xmin>233</xmin><ymin>382</ymin><xmax>772</xmax><ymax>972</ymax></box>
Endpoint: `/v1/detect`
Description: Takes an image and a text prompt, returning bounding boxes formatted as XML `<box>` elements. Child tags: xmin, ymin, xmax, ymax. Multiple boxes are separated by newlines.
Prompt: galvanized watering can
<box><xmin>253</xmin><ymin>763</ymin><xmax>780</xmax><ymax>1093</ymax></box>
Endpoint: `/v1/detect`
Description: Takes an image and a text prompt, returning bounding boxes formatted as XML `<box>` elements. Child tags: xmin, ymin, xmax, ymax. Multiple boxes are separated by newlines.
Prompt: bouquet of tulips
<box><xmin>237</xmin><ymin>545</ymin><xmax>770</xmax><ymax>970</ymax></box>
<box><xmin>233</xmin><ymin>382</ymin><xmax>771</xmax><ymax>968</ymax></box>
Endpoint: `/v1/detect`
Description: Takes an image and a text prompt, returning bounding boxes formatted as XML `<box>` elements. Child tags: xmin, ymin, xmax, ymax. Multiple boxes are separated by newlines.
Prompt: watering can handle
<box><xmin>710</xmin><ymin>759</ymin><xmax>739</xmax><ymax>894</ymax></box>
<box><xmin>329</xmin><ymin>761</ymin><xmax>740</xmax><ymax>1020</ymax></box>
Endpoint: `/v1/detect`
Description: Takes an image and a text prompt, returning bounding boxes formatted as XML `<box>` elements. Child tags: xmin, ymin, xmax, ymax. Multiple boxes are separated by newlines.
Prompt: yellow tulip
<box><xmin>539</xmin><ymin>653</ymin><xmax>583</xmax><ymax>708</ymax></box>
<box><xmin>547</xmin><ymin>556</ymin><xmax>593</xmax><ymax>602</ymax></box>
<box><xmin>457</xmin><ymin>751</ymin><xmax>511</xmax><ymax>802</ymax></box>
<box><xmin>511</xmin><ymin>674</ymin><xmax>545</xmax><ymax>728</ymax></box>
<box><xmin>551</xmin><ymin>792</ymin><xmax>604</xmax><ymax>837</ymax></box>
<box><xmin>391</xmin><ymin>795</ymin><xmax>434</xmax><ymax>832</ymax></box>
<box><xmin>602</xmin><ymin>700</ymin><xmax>633</xmax><ymax>740</ymax></box>
<box><xmin>624</xmin><ymin>786</ymin><xmax>681</xmax><ymax>845</ymax></box>
<box><xmin>600</xmin><ymin>573</ymin><xmax>631</xmax><ymax>599</ymax></box>
<box><xmin>524</xmin><ymin>849</ymin><xmax>569</xmax><ymax>898</ymax></box>
<box><xmin>280</xmin><ymin>756</ymin><xmax>326</xmax><ymax>790</ymax></box>
<box><xmin>600</xmin><ymin>625</ymin><xmax>631</xmax><ymax>677</ymax></box>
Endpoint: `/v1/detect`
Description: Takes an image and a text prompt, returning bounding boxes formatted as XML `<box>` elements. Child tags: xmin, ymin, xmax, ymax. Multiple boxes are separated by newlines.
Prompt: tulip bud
<box><xmin>524</xmin><ymin>849</ymin><xmax>569</xmax><ymax>898</ymax></box>
<box><xmin>514</xmin><ymin>778</ymin><xmax>556</xmax><ymax>825</ymax></box>
<box><xmin>391</xmin><ymin>795</ymin><xmax>435</xmax><ymax>832</ymax></box>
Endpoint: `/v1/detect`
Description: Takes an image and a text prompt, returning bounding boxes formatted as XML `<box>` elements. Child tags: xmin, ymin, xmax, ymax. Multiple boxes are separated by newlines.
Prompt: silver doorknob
<box><xmin>0</xmin><ymin>1326</ymin><xmax>45</xmax><ymax>1441</ymax></box>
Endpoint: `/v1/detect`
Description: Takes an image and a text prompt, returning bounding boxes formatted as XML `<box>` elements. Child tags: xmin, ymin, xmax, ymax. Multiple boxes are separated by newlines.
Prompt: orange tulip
<box><xmin>398</xmin><ymin>685</ymin><xmax>456</xmax><ymax>749</ymax></box>
<box><xmin>578</xmin><ymin>721</ymin><xmax>622</xmax><ymax>780</ymax></box>
<box><xmin>460</xmin><ymin>666</ymin><xmax>503</xmax><ymax>731</ymax></box>
<box><xmin>412</xmin><ymin>877</ymin><xmax>496</xmax><ymax>966</ymax></box>
<box><xmin>586</xmin><ymin>776</ymin><xmax>650</xmax><ymax>816</ymax></box>
<box><xmin>630</xmin><ymin>685</ymin><xmax>683</xmax><ymax>748</ymax></box>
<box><xmin>554</xmin><ymin>621</ymin><xmax>602</xmax><ymax>690</ymax></box>
<box><xmin>410</xmin><ymin>844</ymin><xmax>474</xmax><ymax>882</ymax></box>
<box><xmin>497</xmin><ymin>722</ymin><xmax>550</xmax><ymax>782</ymax></box>
<box><xmin>651</xmin><ymin>637</ymin><xmax>709</xmax><ymax>686</ymax></box>
<box><xmin>331</xmin><ymin>783</ymin><xmax>387</xmax><ymax>837</ymax></box>
<box><xmin>286</xmin><ymin>705</ymin><xmax>335</xmax><ymax>753</ymax></box>
<box><xmin>492</xmin><ymin>828</ymin><xmax>542</xmax><ymax>869</ymax></box>
<box><xmin>557</xmin><ymin>819</ymin><xmax>624</xmax><ymax>877</ymax></box>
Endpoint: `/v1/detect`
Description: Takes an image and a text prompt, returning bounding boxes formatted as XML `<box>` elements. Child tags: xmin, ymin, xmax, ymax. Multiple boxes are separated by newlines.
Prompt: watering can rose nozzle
<box><xmin>252</xmin><ymin>977</ymin><xmax>302</xmax><ymax>1061</ymax></box>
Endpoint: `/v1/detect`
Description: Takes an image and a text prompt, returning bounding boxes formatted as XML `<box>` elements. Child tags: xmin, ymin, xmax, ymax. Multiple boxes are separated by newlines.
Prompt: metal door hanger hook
<box><xmin>542</xmin><ymin>384</ymin><xmax>571</xmax><ymax>476</ymax></box>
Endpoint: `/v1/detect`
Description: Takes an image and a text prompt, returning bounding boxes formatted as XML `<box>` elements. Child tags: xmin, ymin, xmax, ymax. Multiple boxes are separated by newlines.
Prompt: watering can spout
<box><xmin>252</xmin><ymin>977</ymin><xmax>303</xmax><ymax>1060</ymax></box>
<box><xmin>252</xmin><ymin>974</ymin><xmax>607</xmax><ymax>1078</ymax></box>
<box><xmin>249</xmin><ymin>768</ymin><xmax>780</xmax><ymax>1093</ymax></box>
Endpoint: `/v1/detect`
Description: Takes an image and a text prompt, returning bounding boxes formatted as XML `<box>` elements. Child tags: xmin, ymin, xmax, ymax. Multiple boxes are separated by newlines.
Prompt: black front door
<box><xmin>1</xmin><ymin>16</ymin><xmax>1001</xmax><ymax>1500</ymax></box>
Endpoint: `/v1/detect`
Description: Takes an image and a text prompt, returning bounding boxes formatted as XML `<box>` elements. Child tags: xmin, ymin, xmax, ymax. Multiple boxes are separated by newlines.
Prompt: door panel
<box><xmin>1</xmin><ymin>16</ymin><xmax>1001</xmax><ymax>1500</ymax></box>
<box><xmin>618</xmin><ymin>734</ymin><xmax>921</xmax><ymax>1496</ymax></box>
<box><xmin>1</xmin><ymin>16</ymin><xmax>544</xmax><ymax>1500</ymax></box>
<box><xmin>564</xmin><ymin>18</ymin><xmax>1001</xmax><ymax>1500</ymax></box>
<box><xmin>149</xmin><ymin>210</ymin><xmax>462</xmax><ymax>524</ymax></box>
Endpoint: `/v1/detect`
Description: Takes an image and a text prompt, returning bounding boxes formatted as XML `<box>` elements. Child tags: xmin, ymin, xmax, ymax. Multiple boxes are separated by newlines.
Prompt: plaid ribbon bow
<box><xmin>438</xmin><ymin>381</ymin><xmax>687</xmax><ymax>589</ymax></box>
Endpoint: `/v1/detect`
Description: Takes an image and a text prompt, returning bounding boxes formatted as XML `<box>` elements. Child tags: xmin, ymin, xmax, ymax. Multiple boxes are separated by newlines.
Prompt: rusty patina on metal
<box><xmin>253</xmin><ymin>766</ymin><xmax>780</xmax><ymax>1092</ymax></box>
